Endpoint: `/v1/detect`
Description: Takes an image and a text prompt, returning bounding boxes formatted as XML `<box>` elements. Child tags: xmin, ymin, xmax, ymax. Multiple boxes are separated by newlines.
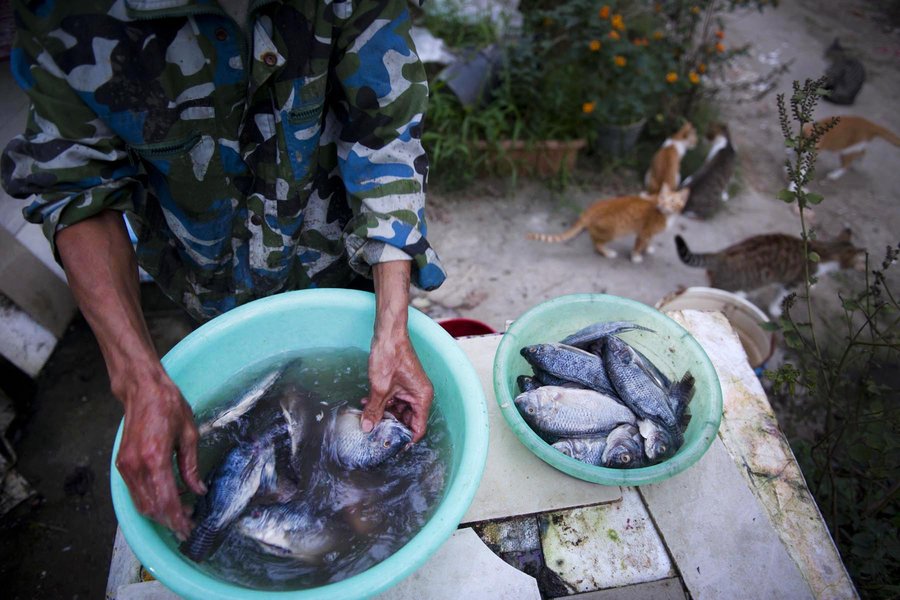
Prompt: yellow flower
<box><xmin>611</xmin><ymin>13</ymin><xmax>625</xmax><ymax>31</ymax></box>
<box><xmin>689</xmin><ymin>71</ymin><xmax>700</xmax><ymax>84</ymax></box>
<box><xmin>715</xmin><ymin>42</ymin><xmax>726</xmax><ymax>53</ymax></box>
<box><xmin>690</xmin><ymin>5</ymin><xmax>701</xmax><ymax>14</ymax></box>
<box><xmin>609</xmin><ymin>30</ymin><xmax>621</xmax><ymax>41</ymax></box>
<box><xmin>582</xmin><ymin>102</ymin><xmax>596</xmax><ymax>114</ymax></box>
<box><xmin>698</xmin><ymin>62</ymin><xmax>707</xmax><ymax>73</ymax></box>
<box><xmin>652</xmin><ymin>30</ymin><xmax>664</xmax><ymax>41</ymax></box>
<box><xmin>666</xmin><ymin>71</ymin><xmax>678</xmax><ymax>83</ymax></box>
<box><xmin>614</xmin><ymin>55</ymin><xmax>627</xmax><ymax>67</ymax></box>
<box><xmin>589</xmin><ymin>39</ymin><xmax>602</xmax><ymax>52</ymax></box>
<box><xmin>599</xmin><ymin>6</ymin><xmax>610</xmax><ymax>19</ymax></box>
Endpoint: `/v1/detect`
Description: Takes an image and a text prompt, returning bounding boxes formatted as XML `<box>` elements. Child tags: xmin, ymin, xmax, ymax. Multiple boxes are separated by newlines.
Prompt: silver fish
<box><xmin>561</xmin><ymin>321</ymin><xmax>654</xmax><ymax>349</ymax></box>
<box><xmin>181</xmin><ymin>436</ymin><xmax>277</xmax><ymax>562</ymax></box>
<box><xmin>278</xmin><ymin>385</ymin><xmax>311</xmax><ymax>470</ymax></box>
<box><xmin>514</xmin><ymin>386</ymin><xmax>636</xmax><ymax>437</ymax></box>
<box><xmin>638</xmin><ymin>419</ymin><xmax>677</xmax><ymax>462</ymax></box>
<box><xmin>601</xmin><ymin>424</ymin><xmax>645</xmax><ymax>468</ymax></box>
<box><xmin>236</xmin><ymin>502</ymin><xmax>339</xmax><ymax>563</ymax></box>
<box><xmin>198</xmin><ymin>368</ymin><xmax>284</xmax><ymax>438</ymax></box>
<box><xmin>328</xmin><ymin>408</ymin><xmax>413</xmax><ymax>470</ymax></box>
<box><xmin>521</xmin><ymin>343</ymin><xmax>615</xmax><ymax>395</ymax></box>
<box><xmin>603</xmin><ymin>336</ymin><xmax>678</xmax><ymax>429</ymax></box>
<box><xmin>552</xmin><ymin>436</ymin><xmax>607</xmax><ymax>465</ymax></box>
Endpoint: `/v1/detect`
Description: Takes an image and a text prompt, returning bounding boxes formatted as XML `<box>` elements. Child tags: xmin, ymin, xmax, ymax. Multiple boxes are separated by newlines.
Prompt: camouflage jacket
<box><xmin>2</xmin><ymin>0</ymin><xmax>445</xmax><ymax>321</ymax></box>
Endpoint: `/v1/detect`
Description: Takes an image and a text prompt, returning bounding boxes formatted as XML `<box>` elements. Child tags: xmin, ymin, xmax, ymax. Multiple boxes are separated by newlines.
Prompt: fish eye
<box><xmin>527</xmin><ymin>408</ymin><xmax>535</xmax><ymax>414</ymax></box>
<box><xmin>383</xmin><ymin>439</ymin><xmax>391</xmax><ymax>448</ymax></box>
<box><xmin>620</xmin><ymin>454</ymin><xmax>631</xmax><ymax>464</ymax></box>
<box><xmin>659</xmin><ymin>445</ymin><xmax>667</xmax><ymax>454</ymax></box>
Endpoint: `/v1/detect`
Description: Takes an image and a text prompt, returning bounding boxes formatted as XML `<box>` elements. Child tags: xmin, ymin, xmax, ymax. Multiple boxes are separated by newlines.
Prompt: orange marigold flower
<box><xmin>715</xmin><ymin>42</ymin><xmax>726</xmax><ymax>53</ymax></box>
<box><xmin>698</xmin><ymin>62</ymin><xmax>707</xmax><ymax>73</ymax></box>
<box><xmin>689</xmin><ymin>71</ymin><xmax>700</xmax><ymax>84</ymax></box>
<box><xmin>589</xmin><ymin>39</ymin><xmax>602</xmax><ymax>51</ymax></box>
<box><xmin>609</xmin><ymin>30</ymin><xmax>621</xmax><ymax>41</ymax></box>
<box><xmin>654</xmin><ymin>2</ymin><xmax>663</xmax><ymax>13</ymax></box>
<box><xmin>690</xmin><ymin>5</ymin><xmax>701</xmax><ymax>14</ymax></box>
<box><xmin>715</xmin><ymin>30</ymin><xmax>725</xmax><ymax>40</ymax></box>
<box><xmin>599</xmin><ymin>6</ymin><xmax>610</xmax><ymax>19</ymax></box>
<box><xmin>614</xmin><ymin>55</ymin><xmax>627</xmax><ymax>67</ymax></box>
<box><xmin>582</xmin><ymin>102</ymin><xmax>596</xmax><ymax>114</ymax></box>
<box><xmin>611</xmin><ymin>14</ymin><xmax>625</xmax><ymax>31</ymax></box>
<box><xmin>652</xmin><ymin>30</ymin><xmax>664</xmax><ymax>40</ymax></box>
<box><xmin>665</xmin><ymin>71</ymin><xmax>678</xmax><ymax>83</ymax></box>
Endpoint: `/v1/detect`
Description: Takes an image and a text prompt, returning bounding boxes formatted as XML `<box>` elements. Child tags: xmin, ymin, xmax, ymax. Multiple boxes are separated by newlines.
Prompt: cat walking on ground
<box><xmin>674</xmin><ymin>230</ymin><xmax>866</xmax><ymax>316</ymax></box>
<box><xmin>527</xmin><ymin>184</ymin><xmax>690</xmax><ymax>263</ymax></box>
<box><xmin>803</xmin><ymin>115</ymin><xmax>900</xmax><ymax>180</ymax></box>
<box><xmin>645</xmin><ymin>122</ymin><xmax>698</xmax><ymax>194</ymax></box>
<box><xmin>680</xmin><ymin>123</ymin><xmax>736</xmax><ymax>219</ymax></box>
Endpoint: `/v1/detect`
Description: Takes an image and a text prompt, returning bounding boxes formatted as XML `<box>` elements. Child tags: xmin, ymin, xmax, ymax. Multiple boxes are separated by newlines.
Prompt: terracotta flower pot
<box><xmin>473</xmin><ymin>139</ymin><xmax>587</xmax><ymax>177</ymax></box>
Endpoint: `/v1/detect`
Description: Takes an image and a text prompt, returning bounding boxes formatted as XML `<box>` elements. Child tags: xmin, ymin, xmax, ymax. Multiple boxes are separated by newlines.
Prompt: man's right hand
<box><xmin>113</xmin><ymin>364</ymin><xmax>206</xmax><ymax>540</ymax></box>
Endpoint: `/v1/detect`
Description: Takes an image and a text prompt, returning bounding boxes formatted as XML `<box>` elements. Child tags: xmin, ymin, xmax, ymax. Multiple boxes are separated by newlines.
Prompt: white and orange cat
<box><xmin>803</xmin><ymin>115</ymin><xmax>899</xmax><ymax>179</ymax></box>
<box><xmin>527</xmin><ymin>184</ymin><xmax>690</xmax><ymax>263</ymax></box>
<box><xmin>644</xmin><ymin>122</ymin><xmax>698</xmax><ymax>194</ymax></box>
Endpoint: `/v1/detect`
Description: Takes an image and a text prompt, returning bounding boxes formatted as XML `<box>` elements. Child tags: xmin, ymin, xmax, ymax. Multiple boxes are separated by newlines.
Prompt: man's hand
<box><xmin>114</xmin><ymin>365</ymin><xmax>206</xmax><ymax>540</ymax></box>
<box><xmin>361</xmin><ymin>261</ymin><xmax>434</xmax><ymax>442</ymax></box>
<box><xmin>56</xmin><ymin>210</ymin><xmax>205</xmax><ymax>538</ymax></box>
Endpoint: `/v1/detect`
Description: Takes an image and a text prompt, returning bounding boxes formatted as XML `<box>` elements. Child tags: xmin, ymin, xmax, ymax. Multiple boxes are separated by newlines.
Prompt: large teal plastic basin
<box><xmin>493</xmin><ymin>293</ymin><xmax>722</xmax><ymax>486</ymax></box>
<box><xmin>110</xmin><ymin>289</ymin><xmax>489</xmax><ymax>599</ymax></box>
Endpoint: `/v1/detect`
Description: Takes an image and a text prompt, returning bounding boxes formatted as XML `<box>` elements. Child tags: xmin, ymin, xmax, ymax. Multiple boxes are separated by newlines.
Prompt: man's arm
<box><xmin>56</xmin><ymin>210</ymin><xmax>205</xmax><ymax>539</ymax></box>
<box><xmin>362</xmin><ymin>260</ymin><xmax>433</xmax><ymax>443</ymax></box>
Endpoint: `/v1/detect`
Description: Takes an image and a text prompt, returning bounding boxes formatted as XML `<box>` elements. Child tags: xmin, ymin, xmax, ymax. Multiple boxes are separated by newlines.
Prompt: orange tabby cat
<box><xmin>644</xmin><ymin>122</ymin><xmax>698</xmax><ymax>194</ymax></box>
<box><xmin>527</xmin><ymin>184</ymin><xmax>690</xmax><ymax>262</ymax></box>
<box><xmin>803</xmin><ymin>115</ymin><xmax>900</xmax><ymax>179</ymax></box>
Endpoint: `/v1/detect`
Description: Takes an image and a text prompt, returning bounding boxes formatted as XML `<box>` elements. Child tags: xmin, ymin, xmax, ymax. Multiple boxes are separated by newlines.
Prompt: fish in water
<box><xmin>560</xmin><ymin>321</ymin><xmax>653</xmax><ymax>349</ymax></box>
<box><xmin>198</xmin><ymin>368</ymin><xmax>285</xmax><ymax>438</ymax></box>
<box><xmin>514</xmin><ymin>386</ymin><xmax>636</xmax><ymax>437</ymax></box>
<box><xmin>328</xmin><ymin>408</ymin><xmax>413</xmax><ymax>470</ymax></box>
<box><xmin>236</xmin><ymin>501</ymin><xmax>341</xmax><ymax>564</ymax></box>
<box><xmin>181</xmin><ymin>435</ymin><xmax>278</xmax><ymax>561</ymax></box>
<box><xmin>521</xmin><ymin>343</ymin><xmax>615</xmax><ymax>396</ymax></box>
<box><xmin>601</xmin><ymin>423</ymin><xmax>645</xmax><ymax>468</ymax></box>
<box><xmin>552</xmin><ymin>436</ymin><xmax>607</xmax><ymax>465</ymax></box>
<box><xmin>603</xmin><ymin>336</ymin><xmax>679</xmax><ymax>430</ymax></box>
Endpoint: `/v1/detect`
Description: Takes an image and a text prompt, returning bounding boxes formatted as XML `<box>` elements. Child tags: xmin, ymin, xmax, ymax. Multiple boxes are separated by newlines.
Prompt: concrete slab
<box><xmin>0</xmin><ymin>292</ymin><xmax>58</xmax><ymax>378</ymax></box>
<box><xmin>114</xmin><ymin>580</ymin><xmax>180</xmax><ymax>600</ymax></box>
<box><xmin>457</xmin><ymin>335</ymin><xmax>621</xmax><ymax>524</ymax></box>
<box><xmin>553</xmin><ymin>577</ymin><xmax>686</xmax><ymax>600</ymax></box>
<box><xmin>669</xmin><ymin>310</ymin><xmax>857</xmax><ymax>599</ymax></box>
<box><xmin>374</xmin><ymin>527</ymin><xmax>541</xmax><ymax>600</ymax></box>
<box><xmin>478</xmin><ymin>516</ymin><xmax>541</xmax><ymax>553</ymax></box>
<box><xmin>541</xmin><ymin>488</ymin><xmax>674</xmax><ymax>594</ymax></box>
<box><xmin>640</xmin><ymin>436</ymin><xmax>814</xmax><ymax>600</ymax></box>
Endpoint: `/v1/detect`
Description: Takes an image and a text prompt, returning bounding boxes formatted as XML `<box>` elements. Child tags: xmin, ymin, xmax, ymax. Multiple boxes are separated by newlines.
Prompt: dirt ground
<box><xmin>2</xmin><ymin>1</ymin><xmax>899</xmax><ymax>598</ymax></box>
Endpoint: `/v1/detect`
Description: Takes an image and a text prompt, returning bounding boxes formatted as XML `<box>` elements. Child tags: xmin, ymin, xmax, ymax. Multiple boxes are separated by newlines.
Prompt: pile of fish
<box><xmin>515</xmin><ymin>321</ymin><xmax>695</xmax><ymax>469</ymax></box>
<box><xmin>180</xmin><ymin>362</ymin><xmax>417</xmax><ymax>564</ymax></box>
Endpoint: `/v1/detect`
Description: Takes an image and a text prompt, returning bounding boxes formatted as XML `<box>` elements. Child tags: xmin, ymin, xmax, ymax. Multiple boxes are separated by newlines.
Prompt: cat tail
<box><xmin>873</xmin><ymin>124</ymin><xmax>900</xmax><ymax>147</ymax></box>
<box><xmin>526</xmin><ymin>219</ymin><xmax>585</xmax><ymax>244</ymax></box>
<box><xmin>674</xmin><ymin>235</ymin><xmax>711</xmax><ymax>267</ymax></box>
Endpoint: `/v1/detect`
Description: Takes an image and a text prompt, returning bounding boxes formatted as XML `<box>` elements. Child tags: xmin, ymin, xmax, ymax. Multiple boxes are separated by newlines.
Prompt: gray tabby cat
<box><xmin>822</xmin><ymin>39</ymin><xmax>865</xmax><ymax>106</ymax></box>
<box><xmin>675</xmin><ymin>229</ymin><xmax>866</xmax><ymax>316</ymax></box>
<box><xmin>680</xmin><ymin>123</ymin><xmax>736</xmax><ymax>219</ymax></box>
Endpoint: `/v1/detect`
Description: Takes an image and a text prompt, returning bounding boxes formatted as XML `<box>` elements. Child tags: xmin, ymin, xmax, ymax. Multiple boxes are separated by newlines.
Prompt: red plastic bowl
<box><xmin>437</xmin><ymin>318</ymin><xmax>497</xmax><ymax>338</ymax></box>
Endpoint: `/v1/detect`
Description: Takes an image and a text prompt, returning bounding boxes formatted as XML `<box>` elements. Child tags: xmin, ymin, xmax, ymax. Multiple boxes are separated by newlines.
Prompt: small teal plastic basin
<box><xmin>110</xmin><ymin>289</ymin><xmax>489</xmax><ymax>599</ymax></box>
<box><xmin>493</xmin><ymin>293</ymin><xmax>722</xmax><ymax>486</ymax></box>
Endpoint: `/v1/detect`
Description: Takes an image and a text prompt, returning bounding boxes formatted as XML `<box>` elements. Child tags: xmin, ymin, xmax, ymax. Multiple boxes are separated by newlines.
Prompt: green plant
<box><xmin>764</xmin><ymin>78</ymin><xmax>900</xmax><ymax>598</ymax></box>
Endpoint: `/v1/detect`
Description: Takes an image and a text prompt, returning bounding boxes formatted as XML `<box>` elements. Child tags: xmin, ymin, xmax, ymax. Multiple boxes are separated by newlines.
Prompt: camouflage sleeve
<box><xmin>0</xmin><ymin>7</ymin><xmax>141</xmax><ymax>260</ymax></box>
<box><xmin>332</xmin><ymin>0</ymin><xmax>446</xmax><ymax>291</ymax></box>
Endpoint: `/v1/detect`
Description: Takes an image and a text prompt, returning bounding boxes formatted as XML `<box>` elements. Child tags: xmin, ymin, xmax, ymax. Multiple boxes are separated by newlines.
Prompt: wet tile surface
<box><xmin>552</xmin><ymin>577</ymin><xmax>687</xmax><ymax>600</ymax></box>
<box><xmin>457</xmin><ymin>336</ymin><xmax>622</xmax><ymax>524</ymax></box>
<box><xmin>540</xmin><ymin>488</ymin><xmax>674</xmax><ymax>593</ymax></box>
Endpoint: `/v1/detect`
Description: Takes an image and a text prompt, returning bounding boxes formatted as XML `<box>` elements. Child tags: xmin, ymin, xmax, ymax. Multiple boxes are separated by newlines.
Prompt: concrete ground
<box><xmin>2</xmin><ymin>1</ymin><xmax>899</xmax><ymax>598</ymax></box>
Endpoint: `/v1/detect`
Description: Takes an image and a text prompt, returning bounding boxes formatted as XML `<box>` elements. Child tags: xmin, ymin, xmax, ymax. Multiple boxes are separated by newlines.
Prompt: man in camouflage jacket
<box><xmin>2</xmin><ymin>0</ymin><xmax>446</xmax><ymax>538</ymax></box>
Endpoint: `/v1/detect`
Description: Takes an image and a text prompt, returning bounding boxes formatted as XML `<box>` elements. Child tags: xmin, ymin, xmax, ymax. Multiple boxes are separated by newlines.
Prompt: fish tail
<box><xmin>674</xmin><ymin>235</ymin><xmax>711</xmax><ymax>268</ymax></box>
<box><xmin>526</xmin><ymin>218</ymin><xmax>585</xmax><ymax>243</ymax></box>
<box><xmin>180</xmin><ymin>521</ymin><xmax>222</xmax><ymax>562</ymax></box>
